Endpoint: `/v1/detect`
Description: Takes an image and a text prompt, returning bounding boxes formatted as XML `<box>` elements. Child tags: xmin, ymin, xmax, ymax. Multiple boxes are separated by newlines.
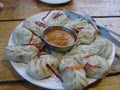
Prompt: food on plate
<box><xmin>91</xmin><ymin>37</ymin><xmax>113</xmax><ymax>59</ymax></box>
<box><xmin>47</xmin><ymin>11</ymin><xmax>70</xmax><ymax>26</ymax></box>
<box><xmin>79</xmin><ymin>55</ymin><xmax>110</xmax><ymax>79</ymax></box>
<box><xmin>26</xmin><ymin>55</ymin><xmax>60</xmax><ymax>80</ymax></box>
<box><xmin>65</xmin><ymin>18</ymin><xmax>97</xmax><ymax>44</ymax></box>
<box><xmin>62</xmin><ymin>54</ymin><xmax>110</xmax><ymax>79</ymax></box>
<box><xmin>59</xmin><ymin>59</ymin><xmax>88</xmax><ymax>90</ymax></box>
<box><xmin>12</xmin><ymin>27</ymin><xmax>41</xmax><ymax>45</ymax></box>
<box><xmin>65</xmin><ymin>18</ymin><xmax>89</xmax><ymax>29</ymax></box>
<box><xmin>44</xmin><ymin>28</ymin><xmax>75</xmax><ymax>46</ymax></box>
<box><xmin>67</xmin><ymin>36</ymin><xmax>113</xmax><ymax>59</ymax></box>
<box><xmin>6</xmin><ymin>45</ymin><xmax>38</xmax><ymax>64</ymax></box>
<box><xmin>6</xmin><ymin>10</ymin><xmax>114</xmax><ymax>90</ymax></box>
<box><xmin>23</xmin><ymin>18</ymin><xmax>46</xmax><ymax>36</ymax></box>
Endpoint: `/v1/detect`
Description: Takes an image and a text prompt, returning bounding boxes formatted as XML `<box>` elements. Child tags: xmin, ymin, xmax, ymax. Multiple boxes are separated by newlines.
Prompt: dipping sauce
<box><xmin>44</xmin><ymin>29</ymin><xmax>75</xmax><ymax>46</ymax></box>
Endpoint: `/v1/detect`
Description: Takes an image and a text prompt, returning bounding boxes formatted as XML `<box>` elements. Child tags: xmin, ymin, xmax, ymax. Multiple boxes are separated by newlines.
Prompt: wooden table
<box><xmin>0</xmin><ymin>0</ymin><xmax>120</xmax><ymax>90</ymax></box>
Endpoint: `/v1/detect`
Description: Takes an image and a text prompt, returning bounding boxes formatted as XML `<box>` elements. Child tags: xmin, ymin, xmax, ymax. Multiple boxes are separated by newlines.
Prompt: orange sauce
<box><xmin>45</xmin><ymin>29</ymin><xmax>75</xmax><ymax>46</ymax></box>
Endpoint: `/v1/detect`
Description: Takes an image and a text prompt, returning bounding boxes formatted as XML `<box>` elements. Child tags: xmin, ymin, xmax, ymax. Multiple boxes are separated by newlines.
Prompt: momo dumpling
<box><xmin>26</xmin><ymin>55</ymin><xmax>60</xmax><ymax>80</ymax></box>
<box><xmin>91</xmin><ymin>37</ymin><xmax>113</xmax><ymax>59</ymax></box>
<box><xmin>47</xmin><ymin>11</ymin><xmax>70</xmax><ymax>26</ymax></box>
<box><xmin>59</xmin><ymin>59</ymin><xmax>88</xmax><ymax>90</ymax></box>
<box><xmin>65</xmin><ymin>18</ymin><xmax>97</xmax><ymax>45</ymax></box>
<box><xmin>69</xmin><ymin>36</ymin><xmax>113</xmax><ymax>59</ymax></box>
<box><xmin>12</xmin><ymin>27</ymin><xmax>41</xmax><ymax>45</ymax></box>
<box><xmin>59</xmin><ymin>58</ymin><xmax>78</xmax><ymax>71</ymax></box>
<box><xmin>6</xmin><ymin>45</ymin><xmax>38</xmax><ymax>64</ymax></box>
<box><xmin>65</xmin><ymin>18</ymin><xmax>89</xmax><ymax>29</ymax></box>
<box><xmin>79</xmin><ymin>55</ymin><xmax>110</xmax><ymax>79</ymax></box>
<box><xmin>23</xmin><ymin>17</ymin><xmax>46</xmax><ymax>36</ymax></box>
<box><xmin>77</xmin><ymin>24</ymin><xmax>97</xmax><ymax>44</ymax></box>
<box><xmin>63</xmin><ymin>52</ymin><xmax>83</xmax><ymax>64</ymax></box>
<box><xmin>65</xmin><ymin>45</ymin><xmax>97</xmax><ymax>61</ymax></box>
<box><xmin>69</xmin><ymin>45</ymin><xmax>93</xmax><ymax>55</ymax></box>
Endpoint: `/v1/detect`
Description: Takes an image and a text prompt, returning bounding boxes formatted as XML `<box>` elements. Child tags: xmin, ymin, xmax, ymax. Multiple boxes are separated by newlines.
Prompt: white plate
<box><xmin>8</xmin><ymin>10</ymin><xmax>115</xmax><ymax>90</ymax></box>
<box><xmin>40</xmin><ymin>0</ymin><xmax>71</xmax><ymax>4</ymax></box>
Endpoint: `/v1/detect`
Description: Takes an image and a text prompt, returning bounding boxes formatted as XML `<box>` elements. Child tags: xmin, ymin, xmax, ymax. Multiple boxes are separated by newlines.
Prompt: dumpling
<box><xmin>65</xmin><ymin>18</ymin><xmax>89</xmax><ymax>29</ymax></box>
<box><xmin>65</xmin><ymin>18</ymin><xmax>97</xmax><ymax>45</ymax></box>
<box><xmin>69</xmin><ymin>45</ymin><xmax>93</xmax><ymax>56</ymax></box>
<box><xmin>91</xmin><ymin>37</ymin><xmax>113</xmax><ymax>59</ymax></box>
<box><xmin>23</xmin><ymin>17</ymin><xmax>46</xmax><ymax>36</ymax></box>
<box><xmin>64</xmin><ymin>45</ymin><xmax>97</xmax><ymax>62</ymax></box>
<box><xmin>79</xmin><ymin>55</ymin><xmax>110</xmax><ymax>79</ymax></box>
<box><xmin>77</xmin><ymin>24</ymin><xmax>97</xmax><ymax>44</ymax></box>
<box><xmin>59</xmin><ymin>58</ymin><xmax>78</xmax><ymax>71</ymax></box>
<box><xmin>47</xmin><ymin>11</ymin><xmax>70</xmax><ymax>26</ymax></box>
<box><xmin>68</xmin><ymin>36</ymin><xmax>113</xmax><ymax>59</ymax></box>
<box><xmin>6</xmin><ymin>45</ymin><xmax>38</xmax><ymax>64</ymax></box>
<box><xmin>59</xmin><ymin>58</ymin><xmax>88</xmax><ymax>90</ymax></box>
<box><xmin>26</xmin><ymin>55</ymin><xmax>60</xmax><ymax>80</ymax></box>
<box><xmin>12</xmin><ymin>27</ymin><xmax>41</xmax><ymax>45</ymax></box>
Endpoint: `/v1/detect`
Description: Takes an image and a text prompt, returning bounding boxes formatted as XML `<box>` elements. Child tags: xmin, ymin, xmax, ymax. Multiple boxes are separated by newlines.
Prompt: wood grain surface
<box><xmin>0</xmin><ymin>0</ymin><xmax>120</xmax><ymax>20</ymax></box>
<box><xmin>0</xmin><ymin>0</ymin><xmax>120</xmax><ymax>90</ymax></box>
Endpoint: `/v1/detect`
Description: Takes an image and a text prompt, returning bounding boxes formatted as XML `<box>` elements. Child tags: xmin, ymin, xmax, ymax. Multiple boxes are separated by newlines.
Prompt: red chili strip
<box><xmin>90</xmin><ymin>22</ymin><xmax>99</xmax><ymax>35</ymax></box>
<box><xmin>53</xmin><ymin>12</ymin><xmax>63</xmax><ymax>19</ymax></box>
<box><xmin>42</xmin><ymin>10</ymin><xmax>52</xmax><ymax>20</ymax></box>
<box><xmin>21</xmin><ymin>34</ymin><xmax>34</xmax><ymax>46</ymax></box>
<box><xmin>84</xmin><ymin>62</ymin><xmax>100</xmax><ymax>69</ymax></box>
<box><xmin>46</xmin><ymin>64</ymin><xmax>63</xmax><ymax>82</ymax></box>
<box><xmin>82</xmin><ymin>53</ymin><xmax>95</xmax><ymax>58</ymax></box>
<box><xmin>77</xmin><ymin>27</ymin><xmax>84</xmax><ymax>29</ymax></box>
<box><xmin>28</xmin><ymin>34</ymin><xmax>34</xmax><ymax>45</ymax></box>
<box><xmin>35</xmin><ymin>21</ymin><xmax>47</xmax><ymax>28</ymax></box>
<box><xmin>91</xmin><ymin>36</ymin><xmax>96</xmax><ymax>43</ymax></box>
<box><xmin>37</xmin><ymin>43</ymin><xmax>46</xmax><ymax>58</ymax></box>
<box><xmin>60</xmin><ymin>67</ymin><xmax>68</xmax><ymax>74</ymax></box>
<box><xmin>73</xmin><ymin>27</ymin><xmax>84</xmax><ymax>33</ymax></box>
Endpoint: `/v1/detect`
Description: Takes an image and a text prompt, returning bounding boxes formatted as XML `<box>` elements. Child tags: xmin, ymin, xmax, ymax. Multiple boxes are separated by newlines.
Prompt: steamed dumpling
<box><xmin>91</xmin><ymin>37</ymin><xmax>113</xmax><ymax>59</ymax></box>
<box><xmin>62</xmin><ymin>69</ymin><xmax>88</xmax><ymax>90</ymax></box>
<box><xmin>65</xmin><ymin>18</ymin><xmax>89</xmax><ymax>29</ymax></box>
<box><xmin>59</xmin><ymin>58</ymin><xmax>78</xmax><ymax>71</ymax></box>
<box><xmin>77</xmin><ymin>24</ymin><xmax>97</xmax><ymax>44</ymax></box>
<box><xmin>6</xmin><ymin>45</ymin><xmax>38</xmax><ymax>64</ymax></box>
<box><xmin>12</xmin><ymin>27</ymin><xmax>41</xmax><ymax>45</ymax></box>
<box><xmin>26</xmin><ymin>55</ymin><xmax>60</xmax><ymax>80</ymax></box>
<box><xmin>47</xmin><ymin>11</ymin><xmax>70</xmax><ymax>26</ymax></box>
<box><xmin>23</xmin><ymin>18</ymin><xmax>45</xmax><ymax>36</ymax></box>
<box><xmin>64</xmin><ymin>44</ymin><xmax>98</xmax><ymax>63</ymax></box>
<box><xmin>68</xmin><ymin>36</ymin><xmax>113</xmax><ymax>59</ymax></box>
<box><xmin>65</xmin><ymin>18</ymin><xmax>97</xmax><ymax>45</ymax></box>
<box><xmin>59</xmin><ymin>59</ymin><xmax>88</xmax><ymax>90</ymax></box>
<box><xmin>79</xmin><ymin>55</ymin><xmax>110</xmax><ymax>79</ymax></box>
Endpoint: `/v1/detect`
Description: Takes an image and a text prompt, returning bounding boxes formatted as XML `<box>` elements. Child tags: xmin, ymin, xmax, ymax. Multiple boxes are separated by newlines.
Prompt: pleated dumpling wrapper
<box><xmin>79</xmin><ymin>55</ymin><xmax>110</xmax><ymax>79</ymax></box>
<box><xmin>23</xmin><ymin>18</ymin><xmax>46</xmax><ymax>37</ymax></box>
<box><xmin>12</xmin><ymin>27</ymin><xmax>41</xmax><ymax>45</ymax></box>
<box><xmin>59</xmin><ymin>58</ymin><xmax>88</xmax><ymax>90</ymax></box>
<box><xmin>47</xmin><ymin>11</ymin><xmax>70</xmax><ymax>26</ymax></box>
<box><xmin>65</xmin><ymin>18</ymin><xmax>97</xmax><ymax>45</ymax></box>
<box><xmin>26</xmin><ymin>55</ymin><xmax>60</xmax><ymax>80</ymax></box>
<box><xmin>65</xmin><ymin>18</ymin><xmax>89</xmax><ymax>29</ymax></box>
<box><xmin>91</xmin><ymin>37</ymin><xmax>113</xmax><ymax>59</ymax></box>
<box><xmin>68</xmin><ymin>36</ymin><xmax>113</xmax><ymax>59</ymax></box>
<box><xmin>6</xmin><ymin>45</ymin><xmax>38</xmax><ymax>64</ymax></box>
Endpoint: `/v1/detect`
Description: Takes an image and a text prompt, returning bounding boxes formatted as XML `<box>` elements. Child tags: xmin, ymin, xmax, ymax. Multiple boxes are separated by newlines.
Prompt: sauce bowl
<box><xmin>42</xmin><ymin>26</ymin><xmax>78</xmax><ymax>52</ymax></box>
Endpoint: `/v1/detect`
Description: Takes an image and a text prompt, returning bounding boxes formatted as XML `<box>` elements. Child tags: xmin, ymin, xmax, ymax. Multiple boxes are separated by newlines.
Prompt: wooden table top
<box><xmin>0</xmin><ymin>0</ymin><xmax>120</xmax><ymax>90</ymax></box>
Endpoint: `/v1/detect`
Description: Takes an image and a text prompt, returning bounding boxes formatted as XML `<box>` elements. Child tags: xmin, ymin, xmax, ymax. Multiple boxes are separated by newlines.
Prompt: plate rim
<box><xmin>40</xmin><ymin>0</ymin><xmax>71</xmax><ymax>5</ymax></box>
